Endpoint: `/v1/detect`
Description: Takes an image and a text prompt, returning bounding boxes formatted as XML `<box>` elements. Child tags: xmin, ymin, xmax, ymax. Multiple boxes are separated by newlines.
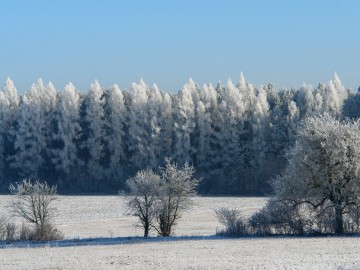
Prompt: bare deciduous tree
<box><xmin>155</xmin><ymin>158</ymin><xmax>200</xmax><ymax>237</ymax></box>
<box><xmin>9</xmin><ymin>179</ymin><xmax>62</xmax><ymax>240</ymax></box>
<box><xmin>126</xmin><ymin>169</ymin><xmax>161</xmax><ymax>237</ymax></box>
<box><xmin>126</xmin><ymin>158</ymin><xmax>200</xmax><ymax>237</ymax></box>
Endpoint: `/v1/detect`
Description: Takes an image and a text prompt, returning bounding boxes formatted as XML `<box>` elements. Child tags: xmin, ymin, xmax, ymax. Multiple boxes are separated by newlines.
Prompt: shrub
<box><xmin>0</xmin><ymin>216</ymin><xmax>17</xmax><ymax>242</ymax></box>
<box><xmin>19</xmin><ymin>223</ymin><xmax>32</xmax><ymax>241</ymax></box>
<box><xmin>31</xmin><ymin>223</ymin><xmax>64</xmax><ymax>241</ymax></box>
<box><xmin>9</xmin><ymin>179</ymin><xmax>63</xmax><ymax>241</ymax></box>
<box><xmin>344</xmin><ymin>202</ymin><xmax>360</xmax><ymax>233</ymax></box>
<box><xmin>5</xmin><ymin>222</ymin><xmax>16</xmax><ymax>243</ymax></box>
<box><xmin>215</xmin><ymin>208</ymin><xmax>248</xmax><ymax>236</ymax></box>
<box><xmin>249</xmin><ymin>199</ymin><xmax>312</xmax><ymax>236</ymax></box>
<box><xmin>0</xmin><ymin>217</ymin><xmax>5</xmax><ymax>240</ymax></box>
<box><xmin>248</xmin><ymin>210</ymin><xmax>272</xmax><ymax>236</ymax></box>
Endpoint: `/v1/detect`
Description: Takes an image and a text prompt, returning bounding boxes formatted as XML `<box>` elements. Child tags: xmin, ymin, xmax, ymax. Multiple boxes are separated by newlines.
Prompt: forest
<box><xmin>0</xmin><ymin>73</ymin><xmax>358</xmax><ymax>195</ymax></box>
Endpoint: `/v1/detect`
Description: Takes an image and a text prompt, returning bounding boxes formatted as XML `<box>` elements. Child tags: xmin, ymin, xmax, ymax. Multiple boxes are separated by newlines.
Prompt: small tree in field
<box><xmin>155</xmin><ymin>158</ymin><xmax>200</xmax><ymax>236</ymax></box>
<box><xmin>126</xmin><ymin>158</ymin><xmax>200</xmax><ymax>237</ymax></box>
<box><xmin>126</xmin><ymin>169</ymin><xmax>161</xmax><ymax>237</ymax></box>
<box><xmin>9</xmin><ymin>179</ymin><xmax>62</xmax><ymax>240</ymax></box>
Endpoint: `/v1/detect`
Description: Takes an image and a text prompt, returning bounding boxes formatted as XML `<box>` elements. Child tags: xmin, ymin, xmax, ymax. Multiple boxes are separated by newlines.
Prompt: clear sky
<box><xmin>1</xmin><ymin>0</ymin><xmax>359</xmax><ymax>93</ymax></box>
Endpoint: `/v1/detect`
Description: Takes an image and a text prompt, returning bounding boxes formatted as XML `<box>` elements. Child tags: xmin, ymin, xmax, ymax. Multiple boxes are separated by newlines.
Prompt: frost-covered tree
<box><xmin>296</xmin><ymin>83</ymin><xmax>316</xmax><ymax>117</ymax></box>
<box><xmin>272</xmin><ymin>114</ymin><xmax>360</xmax><ymax>234</ymax></box>
<box><xmin>9</xmin><ymin>79</ymin><xmax>52</xmax><ymax>179</ymax></box>
<box><xmin>10</xmin><ymin>96</ymin><xmax>39</xmax><ymax>179</ymax></box>
<box><xmin>173</xmin><ymin>79</ymin><xmax>197</xmax><ymax>164</ymax></box>
<box><xmin>158</xmin><ymin>92</ymin><xmax>173</xmax><ymax>160</ymax></box>
<box><xmin>126</xmin><ymin>158</ymin><xmax>200</xmax><ymax>237</ymax></box>
<box><xmin>2</xmin><ymin>78</ymin><xmax>19</xmax><ymax>174</ymax></box>
<box><xmin>41</xmin><ymin>82</ymin><xmax>58</xmax><ymax>181</ymax></box>
<box><xmin>343</xmin><ymin>88</ymin><xmax>360</xmax><ymax>119</ymax></box>
<box><xmin>0</xmin><ymin>91</ymin><xmax>10</xmax><ymax>182</ymax></box>
<box><xmin>3</xmin><ymin>77</ymin><xmax>19</xmax><ymax>110</ymax></box>
<box><xmin>204</xmin><ymin>82</ymin><xmax>227</xmax><ymax>192</ymax></box>
<box><xmin>218</xmin><ymin>78</ymin><xmax>247</xmax><ymax>193</ymax></box>
<box><xmin>83</xmin><ymin>80</ymin><xmax>106</xmax><ymax>183</ymax></box>
<box><xmin>318</xmin><ymin>73</ymin><xmax>347</xmax><ymax>116</ymax></box>
<box><xmin>127</xmin><ymin>79</ymin><xmax>150</xmax><ymax>169</ymax></box>
<box><xmin>155</xmin><ymin>158</ymin><xmax>200</xmax><ymax>236</ymax></box>
<box><xmin>126</xmin><ymin>169</ymin><xmax>161</xmax><ymax>237</ymax></box>
<box><xmin>194</xmin><ymin>98</ymin><xmax>211</xmax><ymax>168</ymax></box>
<box><xmin>9</xmin><ymin>179</ymin><xmax>62</xmax><ymax>240</ymax></box>
<box><xmin>237</xmin><ymin>72</ymin><xmax>246</xmax><ymax>91</ymax></box>
<box><xmin>243</xmin><ymin>84</ymin><xmax>270</xmax><ymax>192</ymax></box>
<box><xmin>103</xmin><ymin>84</ymin><xmax>126</xmax><ymax>185</ymax></box>
<box><xmin>147</xmin><ymin>84</ymin><xmax>163</xmax><ymax>168</ymax></box>
<box><xmin>266</xmin><ymin>89</ymin><xmax>298</xmax><ymax>172</ymax></box>
<box><xmin>52</xmin><ymin>83</ymin><xmax>82</xmax><ymax>186</ymax></box>
<box><xmin>0</xmin><ymin>78</ymin><xmax>18</xmax><ymax>182</ymax></box>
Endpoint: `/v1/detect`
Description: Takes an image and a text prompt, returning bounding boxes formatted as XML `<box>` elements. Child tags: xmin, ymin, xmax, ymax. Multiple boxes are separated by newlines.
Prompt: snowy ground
<box><xmin>0</xmin><ymin>196</ymin><xmax>266</xmax><ymax>238</ymax></box>
<box><xmin>1</xmin><ymin>237</ymin><xmax>360</xmax><ymax>269</ymax></box>
<box><xmin>1</xmin><ymin>196</ymin><xmax>360</xmax><ymax>269</ymax></box>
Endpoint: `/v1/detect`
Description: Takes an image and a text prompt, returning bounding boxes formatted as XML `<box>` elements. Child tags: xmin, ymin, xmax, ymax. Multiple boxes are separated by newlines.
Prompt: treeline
<box><xmin>0</xmin><ymin>73</ymin><xmax>357</xmax><ymax>195</ymax></box>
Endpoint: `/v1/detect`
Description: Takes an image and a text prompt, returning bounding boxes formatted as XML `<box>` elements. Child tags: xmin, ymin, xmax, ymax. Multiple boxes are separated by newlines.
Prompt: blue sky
<box><xmin>1</xmin><ymin>0</ymin><xmax>359</xmax><ymax>93</ymax></box>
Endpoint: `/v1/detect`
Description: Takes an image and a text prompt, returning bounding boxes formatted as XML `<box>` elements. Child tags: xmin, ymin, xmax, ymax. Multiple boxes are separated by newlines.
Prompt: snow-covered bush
<box><xmin>215</xmin><ymin>208</ymin><xmax>248</xmax><ymax>236</ymax></box>
<box><xmin>18</xmin><ymin>223</ymin><xmax>33</xmax><ymax>241</ymax></box>
<box><xmin>8</xmin><ymin>179</ymin><xmax>63</xmax><ymax>240</ymax></box>
<box><xmin>0</xmin><ymin>216</ymin><xmax>6</xmax><ymax>240</ymax></box>
<box><xmin>344</xmin><ymin>202</ymin><xmax>360</xmax><ymax>233</ymax></box>
<box><xmin>0</xmin><ymin>217</ymin><xmax>18</xmax><ymax>242</ymax></box>
<box><xmin>249</xmin><ymin>199</ymin><xmax>312</xmax><ymax>235</ymax></box>
<box><xmin>248</xmin><ymin>209</ymin><xmax>272</xmax><ymax>236</ymax></box>
<box><xmin>4</xmin><ymin>222</ymin><xmax>16</xmax><ymax>242</ymax></box>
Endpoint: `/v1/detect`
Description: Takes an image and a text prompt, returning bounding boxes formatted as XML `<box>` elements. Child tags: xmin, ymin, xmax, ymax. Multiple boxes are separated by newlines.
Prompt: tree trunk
<box><xmin>334</xmin><ymin>203</ymin><xmax>344</xmax><ymax>234</ymax></box>
<box><xmin>144</xmin><ymin>221</ymin><xmax>149</xmax><ymax>237</ymax></box>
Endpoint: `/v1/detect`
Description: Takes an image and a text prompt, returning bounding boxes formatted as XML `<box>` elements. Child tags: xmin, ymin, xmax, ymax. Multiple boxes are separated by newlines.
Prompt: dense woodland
<box><xmin>0</xmin><ymin>73</ymin><xmax>358</xmax><ymax>195</ymax></box>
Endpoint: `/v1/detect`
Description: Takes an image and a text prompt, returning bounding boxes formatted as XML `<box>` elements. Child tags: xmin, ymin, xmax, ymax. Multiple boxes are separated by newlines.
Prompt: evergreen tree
<box><xmin>83</xmin><ymin>80</ymin><xmax>106</xmax><ymax>187</ymax></box>
<box><xmin>10</xmin><ymin>79</ymin><xmax>48</xmax><ymax>179</ymax></box>
<box><xmin>103</xmin><ymin>84</ymin><xmax>126</xmax><ymax>188</ymax></box>
<box><xmin>173</xmin><ymin>79</ymin><xmax>197</xmax><ymax>165</ymax></box>
<box><xmin>52</xmin><ymin>83</ymin><xmax>82</xmax><ymax>189</ymax></box>
<box><xmin>0</xmin><ymin>91</ymin><xmax>10</xmax><ymax>183</ymax></box>
<box><xmin>127</xmin><ymin>79</ymin><xmax>150</xmax><ymax>170</ymax></box>
<box><xmin>158</xmin><ymin>92</ymin><xmax>173</xmax><ymax>161</ymax></box>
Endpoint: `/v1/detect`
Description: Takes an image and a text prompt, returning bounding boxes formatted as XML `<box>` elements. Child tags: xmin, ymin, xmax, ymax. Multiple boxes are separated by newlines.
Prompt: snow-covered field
<box><xmin>0</xmin><ymin>196</ymin><xmax>266</xmax><ymax>238</ymax></box>
<box><xmin>1</xmin><ymin>196</ymin><xmax>360</xmax><ymax>269</ymax></box>
<box><xmin>2</xmin><ymin>237</ymin><xmax>360</xmax><ymax>270</ymax></box>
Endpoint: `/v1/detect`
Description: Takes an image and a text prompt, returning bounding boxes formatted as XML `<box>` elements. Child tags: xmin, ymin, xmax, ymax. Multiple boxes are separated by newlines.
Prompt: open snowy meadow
<box><xmin>1</xmin><ymin>196</ymin><xmax>360</xmax><ymax>269</ymax></box>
